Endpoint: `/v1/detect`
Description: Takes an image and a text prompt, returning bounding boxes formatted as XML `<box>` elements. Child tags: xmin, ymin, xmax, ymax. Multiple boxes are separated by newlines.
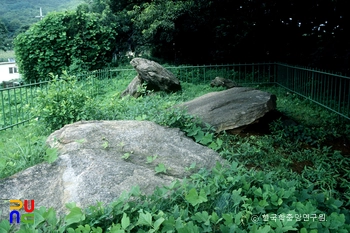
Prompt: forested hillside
<box><xmin>0</xmin><ymin>0</ymin><xmax>83</xmax><ymax>49</ymax></box>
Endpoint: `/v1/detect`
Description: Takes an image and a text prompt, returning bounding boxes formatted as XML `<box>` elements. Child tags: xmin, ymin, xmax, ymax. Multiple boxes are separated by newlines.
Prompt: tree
<box><xmin>14</xmin><ymin>7</ymin><xmax>118</xmax><ymax>82</ymax></box>
<box><xmin>0</xmin><ymin>20</ymin><xmax>8</xmax><ymax>51</ymax></box>
<box><xmin>17</xmin><ymin>0</ymin><xmax>347</xmax><ymax>73</ymax></box>
<box><xmin>126</xmin><ymin>0</ymin><xmax>196</xmax><ymax>62</ymax></box>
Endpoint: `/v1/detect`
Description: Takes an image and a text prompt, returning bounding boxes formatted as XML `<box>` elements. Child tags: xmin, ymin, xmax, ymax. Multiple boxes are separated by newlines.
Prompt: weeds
<box><xmin>0</xmin><ymin>123</ymin><xmax>48</xmax><ymax>179</ymax></box>
<box><xmin>3</xmin><ymin>162</ymin><xmax>349</xmax><ymax>232</ymax></box>
<box><xmin>0</xmin><ymin>69</ymin><xmax>349</xmax><ymax>232</ymax></box>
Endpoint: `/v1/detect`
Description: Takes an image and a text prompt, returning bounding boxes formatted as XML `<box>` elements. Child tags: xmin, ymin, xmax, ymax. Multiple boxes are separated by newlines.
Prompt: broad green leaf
<box><xmin>42</xmin><ymin>207</ymin><xmax>58</xmax><ymax>226</ymax></box>
<box><xmin>121</xmin><ymin>153</ymin><xmax>130</xmax><ymax>160</ymax></box>
<box><xmin>121</xmin><ymin>213</ymin><xmax>130</xmax><ymax>230</ymax></box>
<box><xmin>254</xmin><ymin>187</ymin><xmax>263</xmax><ymax>197</ymax></box>
<box><xmin>130</xmin><ymin>186</ymin><xmax>141</xmax><ymax>197</ymax></box>
<box><xmin>45</xmin><ymin>148</ymin><xmax>58</xmax><ymax>163</ymax></box>
<box><xmin>0</xmin><ymin>220</ymin><xmax>11</xmax><ymax>233</ymax></box>
<box><xmin>137</xmin><ymin>211</ymin><xmax>153</xmax><ymax>227</ymax></box>
<box><xmin>185</xmin><ymin>188</ymin><xmax>208</xmax><ymax>206</ymax></box>
<box><xmin>108</xmin><ymin>223</ymin><xmax>124</xmax><ymax>233</ymax></box>
<box><xmin>192</xmin><ymin>211</ymin><xmax>210</xmax><ymax>225</ymax></box>
<box><xmin>65</xmin><ymin>207</ymin><xmax>85</xmax><ymax>226</ymax></box>
<box><xmin>231</xmin><ymin>188</ymin><xmax>243</xmax><ymax>206</ymax></box>
<box><xmin>222</xmin><ymin>213</ymin><xmax>234</xmax><ymax>226</ymax></box>
<box><xmin>210</xmin><ymin>211</ymin><xmax>222</xmax><ymax>224</ymax></box>
<box><xmin>186</xmin><ymin>126</ymin><xmax>200</xmax><ymax>137</ymax></box>
<box><xmin>327</xmin><ymin>212</ymin><xmax>345</xmax><ymax>229</ymax></box>
<box><xmin>153</xmin><ymin>217</ymin><xmax>165</xmax><ymax>231</ymax></box>
<box><xmin>257</xmin><ymin>225</ymin><xmax>271</xmax><ymax>233</ymax></box>
<box><xmin>155</xmin><ymin>163</ymin><xmax>167</xmax><ymax>174</ymax></box>
<box><xmin>176</xmin><ymin>221</ymin><xmax>199</xmax><ymax>233</ymax></box>
<box><xmin>199</xmin><ymin>132</ymin><xmax>213</xmax><ymax>145</ymax></box>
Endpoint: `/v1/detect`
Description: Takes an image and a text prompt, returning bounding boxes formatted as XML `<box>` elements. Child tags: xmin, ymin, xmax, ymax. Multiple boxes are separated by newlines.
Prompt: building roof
<box><xmin>0</xmin><ymin>62</ymin><xmax>17</xmax><ymax>65</ymax></box>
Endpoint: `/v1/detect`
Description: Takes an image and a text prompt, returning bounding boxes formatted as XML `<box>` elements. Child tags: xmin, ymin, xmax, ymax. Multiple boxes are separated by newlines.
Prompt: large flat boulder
<box><xmin>121</xmin><ymin>58</ymin><xmax>181</xmax><ymax>97</ymax></box>
<box><xmin>0</xmin><ymin>121</ymin><xmax>224</xmax><ymax>216</ymax></box>
<box><xmin>178</xmin><ymin>87</ymin><xmax>277</xmax><ymax>133</ymax></box>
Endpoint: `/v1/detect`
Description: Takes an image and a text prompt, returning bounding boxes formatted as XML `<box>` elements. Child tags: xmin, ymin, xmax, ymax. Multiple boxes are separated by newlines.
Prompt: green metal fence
<box><xmin>276</xmin><ymin>63</ymin><xmax>350</xmax><ymax>120</ymax></box>
<box><xmin>0</xmin><ymin>62</ymin><xmax>349</xmax><ymax>131</ymax></box>
<box><xmin>0</xmin><ymin>68</ymin><xmax>139</xmax><ymax>131</ymax></box>
<box><xmin>0</xmin><ymin>81</ymin><xmax>49</xmax><ymax>131</ymax></box>
<box><xmin>166</xmin><ymin>63</ymin><xmax>276</xmax><ymax>85</ymax></box>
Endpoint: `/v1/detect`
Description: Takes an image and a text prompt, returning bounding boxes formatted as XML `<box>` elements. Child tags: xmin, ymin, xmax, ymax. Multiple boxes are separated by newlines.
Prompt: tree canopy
<box><xmin>89</xmin><ymin>0</ymin><xmax>348</xmax><ymax>72</ymax></box>
<box><xmin>14</xmin><ymin>0</ymin><xmax>350</xmax><ymax>80</ymax></box>
<box><xmin>0</xmin><ymin>20</ymin><xmax>8</xmax><ymax>51</ymax></box>
<box><xmin>14</xmin><ymin>5</ymin><xmax>117</xmax><ymax>81</ymax></box>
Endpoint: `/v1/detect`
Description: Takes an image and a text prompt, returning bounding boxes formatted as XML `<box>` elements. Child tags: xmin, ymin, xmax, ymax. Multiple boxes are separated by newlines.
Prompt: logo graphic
<box><xmin>9</xmin><ymin>199</ymin><xmax>35</xmax><ymax>224</ymax></box>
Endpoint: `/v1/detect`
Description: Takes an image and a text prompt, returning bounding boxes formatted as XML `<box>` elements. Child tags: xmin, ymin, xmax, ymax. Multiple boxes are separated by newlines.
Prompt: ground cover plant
<box><xmin>0</xmin><ymin>69</ymin><xmax>349</xmax><ymax>232</ymax></box>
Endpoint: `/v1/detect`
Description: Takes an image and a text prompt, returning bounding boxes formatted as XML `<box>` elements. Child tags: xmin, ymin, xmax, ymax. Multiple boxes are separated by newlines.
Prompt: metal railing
<box><xmin>0</xmin><ymin>80</ymin><xmax>49</xmax><ymax>131</ymax></box>
<box><xmin>1</xmin><ymin>62</ymin><xmax>349</xmax><ymax>131</ymax></box>
<box><xmin>0</xmin><ymin>68</ymin><xmax>139</xmax><ymax>131</ymax></box>
<box><xmin>276</xmin><ymin>63</ymin><xmax>350</xmax><ymax>120</ymax></box>
<box><xmin>165</xmin><ymin>63</ymin><xmax>276</xmax><ymax>85</ymax></box>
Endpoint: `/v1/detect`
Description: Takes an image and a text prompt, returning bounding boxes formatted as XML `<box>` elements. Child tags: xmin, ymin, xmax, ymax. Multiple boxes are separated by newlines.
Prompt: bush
<box><xmin>32</xmin><ymin>72</ymin><xmax>91</xmax><ymax>130</ymax></box>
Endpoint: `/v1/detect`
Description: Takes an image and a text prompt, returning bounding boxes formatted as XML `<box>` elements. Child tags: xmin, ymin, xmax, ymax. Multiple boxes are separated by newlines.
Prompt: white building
<box><xmin>0</xmin><ymin>62</ymin><xmax>20</xmax><ymax>82</ymax></box>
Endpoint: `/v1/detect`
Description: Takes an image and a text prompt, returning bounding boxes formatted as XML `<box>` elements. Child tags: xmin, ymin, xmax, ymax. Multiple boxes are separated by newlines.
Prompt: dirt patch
<box><xmin>324</xmin><ymin>136</ymin><xmax>350</xmax><ymax>157</ymax></box>
<box><xmin>290</xmin><ymin>160</ymin><xmax>314</xmax><ymax>174</ymax></box>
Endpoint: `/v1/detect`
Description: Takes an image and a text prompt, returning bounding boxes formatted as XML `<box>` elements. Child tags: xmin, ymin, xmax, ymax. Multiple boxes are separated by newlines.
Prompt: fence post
<box><xmin>1</xmin><ymin>90</ymin><xmax>5</xmax><ymax>126</ymax></box>
<box><xmin>338</xmin><ymin>79</ymin><xmax>342</xmax><ymax>114</ymax></box>
<box><xmin>310</xmin><ymin>69</ymin><xmax>314</xmax><ymax>100</ymax></box>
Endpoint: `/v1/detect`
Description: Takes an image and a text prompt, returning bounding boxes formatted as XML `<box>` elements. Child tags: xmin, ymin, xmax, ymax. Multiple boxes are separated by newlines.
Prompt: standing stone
<box><xmin>121</xmin><ymin>58</ymin><xmax>181</xmax><ymax>97</ymax></box>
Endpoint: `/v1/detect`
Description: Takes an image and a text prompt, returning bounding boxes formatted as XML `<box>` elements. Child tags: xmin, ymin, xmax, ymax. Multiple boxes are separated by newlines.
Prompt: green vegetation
<box><xmin>32</xmin><ymin>72</ymin><xmax>94</xmax><ymax>131</ymax></box>
<box><xmin>0</xmin><ymin>21</ymin><xmax>8</xmax><ymax>51</ymax></box>
<box><xmin>0</xmin><ymin>123</ymin><xmax>48</xmax><ymax>179</ymax></box>
<box><xmin>0</xmin><ymin>70</ymin><xmax>349</xmax><ymax>232</ymax></box>
<box><xmin>10</xmin><ymin>0</ymin><xmax>349</xmax><ymax>83</ymax></box>
<box><xmin>14</xmin><ymin>6</ymin><xmax>117</xmax><ymax>82</ymax></box>
<box><xmin>0</xmin><ymin>79</ymin><xmax>47</xmax><ymax>130</ymax></box>
<box><xmin>0</xmin><ymin>0</ymin><xmax>83</xmax><ymax>50</ymax></box>
<box><xmin>2</xmin><ymin>0</ymin><xmax>349</xmax><ymax>230</ymax></box>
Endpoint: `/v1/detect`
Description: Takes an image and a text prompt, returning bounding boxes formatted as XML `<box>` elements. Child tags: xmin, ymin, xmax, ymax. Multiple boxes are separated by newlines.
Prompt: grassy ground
<box><xmin>0</xmin><ymin>73</ymin><xmax>349</xmax><ymax>232</ymax></box>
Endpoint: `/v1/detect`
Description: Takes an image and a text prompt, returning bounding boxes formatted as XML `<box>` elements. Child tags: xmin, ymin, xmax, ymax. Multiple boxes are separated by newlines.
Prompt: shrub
<box><xmin>32</xmin><ymin>71</ymin><xmax>91</xmax><ymax>130</ymax></box>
